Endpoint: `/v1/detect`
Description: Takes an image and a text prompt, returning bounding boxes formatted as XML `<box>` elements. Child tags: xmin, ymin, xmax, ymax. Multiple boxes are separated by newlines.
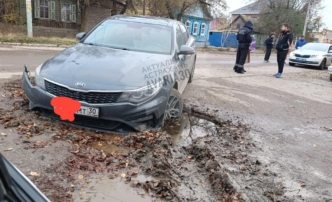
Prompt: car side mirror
<box><xmin>177</xmin><ymin>45</ymin><xmax>195</xmax><ymax>55</ymax></box>
<box><xmin>76</xmin><ymin>32</ymin><xmax>86</xmax><ymax>40</ymax></box>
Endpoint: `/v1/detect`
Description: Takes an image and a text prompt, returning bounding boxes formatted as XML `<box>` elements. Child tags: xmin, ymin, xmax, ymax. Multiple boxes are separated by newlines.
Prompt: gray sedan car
<box><xmin>22</xmin><ymin>15</ymin><xmax>196</xmax><ymax>133</ymax></box>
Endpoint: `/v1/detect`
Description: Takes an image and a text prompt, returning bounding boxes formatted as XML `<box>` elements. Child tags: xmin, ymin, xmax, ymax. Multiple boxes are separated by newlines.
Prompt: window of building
<box><xmin>34</xmin><ymin>0</ymin><xmax>55</xmax><ymax>20</ymax></box>
<box><xmin>193</xmin><ymin>22</ymin><xmax>199</xmax><ymax>35</ymax></box>
<box><xmin>185</xmin><ymin>20</ymin><xmax>191</xmax><ymax>33</ymax></box>
<box><xmin>61</xmin><ymin>3</ymin><xmax>76</xmax><ymax>22</ymax></box>
<box><xmin>39</xmin><ymin>0</ymin><xmax>49</xmax><ymax>18</ymax></box>
<box><xmin>201</xmin><ymin>23</ymin><xmax>206</xmax><ymax>36</ymax></box>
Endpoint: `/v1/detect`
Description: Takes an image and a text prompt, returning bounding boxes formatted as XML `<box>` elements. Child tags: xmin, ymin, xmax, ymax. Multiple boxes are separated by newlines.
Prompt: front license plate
<box><xmin>296</xmin><ymin>58</ymin><xmax>306</xmax><ymax>61</ymax></box>
<box><xmin>75</xmin><ymin>106</ymin><xmax>99</xmax><ymax>117</ymax></box>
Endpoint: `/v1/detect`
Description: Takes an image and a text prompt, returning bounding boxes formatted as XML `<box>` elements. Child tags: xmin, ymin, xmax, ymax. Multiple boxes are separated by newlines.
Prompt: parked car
<box><xmin>328</xmin><ymin>65</ymin><xmax>332</xmax><ymax>81</ymax></box>
<box><xmin>289</xmin><ymin>43</ymin><xmax>332</xmax><ymax>70</ymax></box>
<box><xmin>0</xmin><ymin>153</ymin><xmax>50</xmax><ymax>201</ymax></box>
<box><xmin>22</xmin><ymin>15</ymin><xmax>196</xmax><ymax>133</ymax></box>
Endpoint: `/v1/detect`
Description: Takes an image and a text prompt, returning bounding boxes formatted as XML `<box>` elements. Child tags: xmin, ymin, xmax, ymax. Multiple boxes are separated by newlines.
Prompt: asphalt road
<box><xmin>1</xmin><ymin>46</ymin><xmax>332</xmax><ymax>200</ymax></box>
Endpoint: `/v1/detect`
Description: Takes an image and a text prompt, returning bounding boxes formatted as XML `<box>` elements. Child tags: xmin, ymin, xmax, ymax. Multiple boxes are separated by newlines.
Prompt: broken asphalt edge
<box><xmin>0</xmin><ymin>42</ymin><xmax>71</xmax><ymax>48</ymax></box>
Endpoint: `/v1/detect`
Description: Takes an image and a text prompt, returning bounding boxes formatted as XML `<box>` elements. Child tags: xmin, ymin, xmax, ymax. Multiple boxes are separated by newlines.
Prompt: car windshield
<box><xmin>83</xmin><ymin>20</ymin><xmax>173</xmax><ymax>55</ymax></box>
<box><xmin>300</xmin><ymin>43</ymin><xmax>328</xmax><ymax>52</ymax></box>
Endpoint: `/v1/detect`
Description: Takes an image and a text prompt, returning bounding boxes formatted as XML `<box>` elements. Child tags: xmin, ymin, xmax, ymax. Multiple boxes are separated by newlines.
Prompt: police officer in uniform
<box><xmin>233</xmin><ymin>21</ymin><xmax>254</xmax><ymax>74</ymax></box>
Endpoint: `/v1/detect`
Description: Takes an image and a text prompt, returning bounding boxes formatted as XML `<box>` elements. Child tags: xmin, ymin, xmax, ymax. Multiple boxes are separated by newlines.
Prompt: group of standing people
<box><xmin>234</xmin><ymin>21</ymin><xmax>306</xmax><ymax>78</ymax></box>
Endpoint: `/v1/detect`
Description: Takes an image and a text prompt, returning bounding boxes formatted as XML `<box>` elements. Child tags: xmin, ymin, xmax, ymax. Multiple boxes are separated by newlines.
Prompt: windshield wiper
<box><xmin>83</xmin><ymin>42</ymin><xmax>98</xmax><ymax>46</ymax></box>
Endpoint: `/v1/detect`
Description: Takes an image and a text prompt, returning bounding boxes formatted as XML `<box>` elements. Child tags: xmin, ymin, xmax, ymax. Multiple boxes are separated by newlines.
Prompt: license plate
<box><xmin>75</xmin><ymin>106</ymin><xmax>99</xmax><ymax>117</ymax></box>
<box><xmin>296</xmin><ymin>58</ymin><xmax>306</xmax><ymax>61</ymax></box>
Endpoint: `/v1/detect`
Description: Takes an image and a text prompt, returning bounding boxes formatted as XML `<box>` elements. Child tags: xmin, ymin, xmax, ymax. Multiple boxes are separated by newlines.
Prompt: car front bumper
<box><xmin>328</xmin><ymin>66</ymin><xmax>332</xmax><ymax>74</ymax></box>
<box><xmin>22</xmin><ymin>69</ymin><xmax>170</xmax><ymax>133</ymax></box>
<box><xmin>289</xmin><ymin>56</ymin><xmax>322</xmax><ymax>66</ymax></box>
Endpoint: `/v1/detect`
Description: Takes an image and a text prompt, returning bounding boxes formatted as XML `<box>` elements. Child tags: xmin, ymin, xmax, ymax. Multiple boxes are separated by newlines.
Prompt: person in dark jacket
<box><xmin>274</xmin><ymin>23</ymin><xmax>293</xmax><ymax>78</ymax></box>
<box><xmin>295</xmin><ymin>36</ymin><xmax>307</xmax><ymax>49</ymax></box>
<box><xmin>264</xmin><ymin>32</ymin><xmax>275</xmax><ymax>62</ymax></box>
<box><xmin>233</xmin><ymin>21</ymin><xmax>253</xmax><ymax>74</ymax></box>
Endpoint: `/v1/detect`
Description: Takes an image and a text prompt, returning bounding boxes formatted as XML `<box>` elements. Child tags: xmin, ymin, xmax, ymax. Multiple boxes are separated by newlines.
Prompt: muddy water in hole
<box><xmin>162</xmin><ymin>113</ymin><xmax>217</xmax><ymax>146</ymax></box>
<box><xmin>73</xmin><ymin>175</ymin><xmax>155</xmax><ymax>202</ymax></box>
<box><xmin>83</xmin><ymin>113</ymin><xmax>216</xmax><ymax>201</ymax></box>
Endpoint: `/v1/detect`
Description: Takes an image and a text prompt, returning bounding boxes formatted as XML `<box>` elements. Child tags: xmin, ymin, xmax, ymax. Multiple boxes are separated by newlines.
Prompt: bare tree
<box><xmin>146</xmin><ymin>0</ymin><xmax>227</xmax><ymax>20</ymax></box>
<box><xmin>251</xmin><ymin>0</ymin><xmax>323</xmax><ymax>37</ymax></box>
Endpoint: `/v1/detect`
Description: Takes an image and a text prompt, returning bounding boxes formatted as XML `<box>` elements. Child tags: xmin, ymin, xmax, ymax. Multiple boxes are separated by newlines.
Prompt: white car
<box><xmin>289</xmin><ymin>43</ymin><xmax>332</xmax><ymax>70</ymax></box>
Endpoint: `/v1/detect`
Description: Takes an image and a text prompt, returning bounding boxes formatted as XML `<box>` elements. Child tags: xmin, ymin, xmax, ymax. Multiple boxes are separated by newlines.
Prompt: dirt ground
<box><xmin>0</xmin><ymin>46</ymin><xmax>332</xmax><ymax>202</ymax></box>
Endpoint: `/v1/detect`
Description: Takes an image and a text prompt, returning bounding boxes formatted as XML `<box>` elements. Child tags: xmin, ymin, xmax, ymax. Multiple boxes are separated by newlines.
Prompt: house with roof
<box><xmin>229</xmin><ymin>1</ymin><xmax>264</xmax><ymax>30</ymax></box>
<box><xmin>0</xmin><ymin>0</ymin><xmax>125</xmax><ymax>37</ymax></box>
<box><xmin>173</xmin><ymin>3</ymin><xmax>212</xmax><ymax>46</ymax></box>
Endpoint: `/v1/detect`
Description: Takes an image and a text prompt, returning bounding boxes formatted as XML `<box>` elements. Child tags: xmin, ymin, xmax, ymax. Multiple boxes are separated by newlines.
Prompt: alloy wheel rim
<box><xmin>165</xmin><ymin>95</ymin><xmax>180</xmax><ymax>120</ymax></box>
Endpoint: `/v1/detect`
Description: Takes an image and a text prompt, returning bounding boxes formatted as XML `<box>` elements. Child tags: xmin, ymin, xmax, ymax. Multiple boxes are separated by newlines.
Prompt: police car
<box><xmin>289</xmin><ymin>43</ymin><xmax>332</xmax><ymax>70</ymax></box>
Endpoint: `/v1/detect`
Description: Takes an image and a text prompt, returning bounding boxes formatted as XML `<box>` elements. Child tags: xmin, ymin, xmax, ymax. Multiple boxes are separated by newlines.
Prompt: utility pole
<box><xmin>303</xmin><ymin>2</ymin><xmax>310</xmax><ymax>36</ymax></box>
<box><xmin>26</xmin><ymin>0</ymin><xmax>33</xmax><ymax>37</ymax></box>
<box><xmin>143</xmin><ymin>0</ymin><xmax>146</xmax><ymax>15</ymax></box>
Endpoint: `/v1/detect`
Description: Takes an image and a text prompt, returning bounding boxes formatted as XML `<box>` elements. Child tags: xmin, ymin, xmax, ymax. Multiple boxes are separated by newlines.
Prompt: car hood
<box><xmin>40</xmin><ymin>43</ymin><xmax>173</xmax><ymax>90</ymax></box>
<box><xmin>293</xmin><ymin>49</ymin><xmax>326</xmax><ymax>55</ymax></box>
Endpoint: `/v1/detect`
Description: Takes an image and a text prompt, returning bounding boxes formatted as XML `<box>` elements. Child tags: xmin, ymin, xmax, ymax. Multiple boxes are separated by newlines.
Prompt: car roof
<box><xmin>108</xmin><ymin>15</ymin><xmax>179</xmax><ymax>27</ymax></box>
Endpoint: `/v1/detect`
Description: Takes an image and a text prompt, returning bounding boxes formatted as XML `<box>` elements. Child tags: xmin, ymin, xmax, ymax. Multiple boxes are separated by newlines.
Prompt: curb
<box><xmin>0</xmin><ymin>42</ymin><xmax>71</xmax><ymax>48</ymax></box>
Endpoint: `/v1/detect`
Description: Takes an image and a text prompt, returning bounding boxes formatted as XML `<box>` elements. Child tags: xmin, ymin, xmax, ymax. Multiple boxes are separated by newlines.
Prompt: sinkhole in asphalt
<box><xmin>162</xmin><ymin>113</ymin><xmax>217</xmax><ymax>146</ymax></box>
<box><xmin>88</xmin><ymin>113</ymin><xmax>217</xmax><ymax>153</ymax></box>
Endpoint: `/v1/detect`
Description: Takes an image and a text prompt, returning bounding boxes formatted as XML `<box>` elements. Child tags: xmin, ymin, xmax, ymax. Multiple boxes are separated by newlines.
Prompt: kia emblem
<box><xmin>75</xmin><ymin>82</ymin><xmax>85</xmax><ymax>87</ymax></box>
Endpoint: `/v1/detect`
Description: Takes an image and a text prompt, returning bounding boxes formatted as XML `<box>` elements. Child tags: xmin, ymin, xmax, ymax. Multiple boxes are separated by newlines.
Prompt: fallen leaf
<box><xmin>30</xmin><ymin>172</ymin><xmax>40</xmax><ymax>177</ymax></box>
<box><xmin>78</xmin><ymin>174</ymin><xmax>84</xmax><ymax>179</ymax></box>
<box><xmin>126</xmin><ymin>162</ymin><xmax>129</xmax><ymax>167</ymax></box>
<box><xmin>121</xmin><ymin>173</ymin><xmax>126</xmax><ymax>178</ymax></box>
<box><xmin>187</xmin><ymin>155</ymin><xmax>192</xmax><ymax>159</ymax></box>
<box><xmin>313</xmin><ymin>144</ymin><xmax>316</xmax><ymax>148</ymax></box>
<box><xmin>200</xmin><ymin>179</ymin><xmax>205</xmax><ymax>184</ymax></box>
<box><xmin>4</xmin><ymin>148</ymin><xmax>13</xmax><ymax>151</ymax></box>
<box><xmin>70</xmin><ymin>184</ymin><xmax>75</xmax><ymax>188</ymax></box>
<box><xmin>300</xmin><ymin>183</ymin><xmax>306</xmax><ymax>187</ymax></box>
<box><xmin>98</xmin><ymin>142</ymin><xmax>102</xmax><ymax>146</ymax></box>
<box><xmin>1</xmin><ymin>132</ymin><xmax>7</xmax><ymax>136</ymax></box>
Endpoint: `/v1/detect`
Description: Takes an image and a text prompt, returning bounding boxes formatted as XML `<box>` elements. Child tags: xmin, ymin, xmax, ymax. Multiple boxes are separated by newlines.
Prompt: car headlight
<box><xmin>35</xmin><ymin>64</ymin><xmax>45</xmax><ymax>89</ymax></box>
<box><xmin>310</xmin><ymin>55</ymin><xmax>323</xmax><ymax>59</ymax></box>
<box><xmin>117</xmin><ymin>80</ymin><xmax>163</xmax><ymax>104</ymax></box>
<box><xmin>290</xmin><ymin>51</ymin><xmax>295</xmax><ymax>56</ymax></box>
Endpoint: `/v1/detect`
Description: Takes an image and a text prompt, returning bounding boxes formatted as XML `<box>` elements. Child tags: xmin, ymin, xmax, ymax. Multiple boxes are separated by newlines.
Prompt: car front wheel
<box><xmin>188</xmin><ymin>59</ymin><xmax>196</xmax><ymax>83</ymax></box>
<box><xmin>289</xmin><ymin>62</ymin><xmax>295</xmax><ymax>66</ymax></box>
<box><xmin>319</xmin><ymin>59</ymin><xmax>326</xmax><ymax>70</ymax></box>
<box><xmin>164</xmin><ymin>89</ymin><xmax>183</xmax><ymax>120</ymax></box>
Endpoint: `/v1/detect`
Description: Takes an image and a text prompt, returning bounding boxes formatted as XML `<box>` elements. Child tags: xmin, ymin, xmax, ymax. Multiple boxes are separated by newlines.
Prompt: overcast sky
<box><xmin>225</xmin><ymin>0</ymin><xmax>332</xmax><ymax>30</ymax></box>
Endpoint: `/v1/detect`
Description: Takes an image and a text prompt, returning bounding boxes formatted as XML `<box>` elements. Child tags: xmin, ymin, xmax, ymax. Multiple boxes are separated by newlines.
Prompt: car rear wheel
<box><xmin>289</xmin><ymin>62</ymin><xmax>295</xmax><ymax>66</ymax></box>
<box><xmin>188</xmin><ymin>59</ymin><xmax>196</xmax><ymax>83</ymax></box>
<box><xmin>164</xmin><ymin>89</ymin><xmax>183</xmax><ymax>120</ymax></box>
<box><xmin>319</xmin><ymin>59</ymin><xmax>326</xmax><ymax>70</ymax></box>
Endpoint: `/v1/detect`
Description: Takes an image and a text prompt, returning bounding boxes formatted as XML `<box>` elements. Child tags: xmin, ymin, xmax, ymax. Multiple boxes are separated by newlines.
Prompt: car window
<box><xmin>329</xmin><ymin>46</ymin><xmax>332</xmax><ymax>52</ymax></box>
<box><xmin>83</xmin><ymin>20</ymin><xmax>173</xmax><ymax>55</ymax></box>
<box><xmin>300</xmin><ymin>43</ymin><xmax>329</xmax><ymax>52</ymax></box>
<box><xmin>179</xmin><ymin>24</ymin><xmax>189</xmax><ymax>42</ymax></box>
<box><xmin>176</xmin><ymin>24</ymin><xmax>186</xmax><ymax>48</ymax></box>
